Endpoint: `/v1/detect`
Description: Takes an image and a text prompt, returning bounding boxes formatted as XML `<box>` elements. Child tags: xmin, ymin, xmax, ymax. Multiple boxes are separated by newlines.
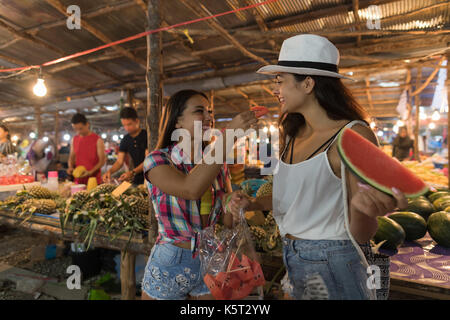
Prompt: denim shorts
<box><xmin>141</xmin><ymin>243</ymin><xmax>210</xmax><ymax>300</ymax></box>
<box><xmin>282</xmin><ymin>238</ymin><xmax>376</xmax><ymax>300</ymax></box>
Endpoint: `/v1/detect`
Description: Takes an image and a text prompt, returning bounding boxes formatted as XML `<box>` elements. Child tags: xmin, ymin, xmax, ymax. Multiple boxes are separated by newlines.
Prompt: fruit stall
<box><xmin>0</xmin><ymin>183</ymin><xmax>154</xmax><ymax>300</ymax></box>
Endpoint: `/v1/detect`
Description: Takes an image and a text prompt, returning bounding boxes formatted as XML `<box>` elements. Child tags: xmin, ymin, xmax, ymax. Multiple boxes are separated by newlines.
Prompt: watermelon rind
<box><xmin>388</xmin><ymin>212</ymin><xmax>427</xmax><ymax>241</ymax></box>
<box><xmin>337</xmin><ymin>128</ymin><xmax>428</xmax><ymax>198</ymax></box>
<box><xmin>373</xmin><ymin>216</ymin><xmax>406</xmax><ymax>250</ymax></box>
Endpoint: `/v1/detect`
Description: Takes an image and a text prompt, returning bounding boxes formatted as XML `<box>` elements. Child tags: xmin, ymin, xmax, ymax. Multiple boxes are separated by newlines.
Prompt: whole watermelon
<box><xmin>432</xmin><ymin>196</ymin><xmax>450</xmax><ymax>211</ymax></box>
<box><xmin>373</xmin><ymin>216</ymin><xmax>406</xmax><ymax>250</ymax></box>
<box><xmin>388</xmin><ymin>212</ymin><xmax>427</xmax><ymax>241</ymax></box>
<box><xmin>428</xmin><ymin>191</ymin><xmax>450</xmax><ymax>203</ymax></box>
<box><xmin>407</xmin><ymin>198</ymin><xmax>436</xmax><ymax>221</ymax></box>
<box><xmin>427</xmin><ymin>211</ymin><xmax>450</xmax><ymax>248</ymax></box>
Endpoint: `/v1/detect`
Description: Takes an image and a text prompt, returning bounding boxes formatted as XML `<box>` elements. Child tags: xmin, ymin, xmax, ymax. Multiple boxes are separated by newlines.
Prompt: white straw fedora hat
<box><xmin>257</xmin><ymin>34</ymin><xmax>352</xmax><ymax>80</ymax></box>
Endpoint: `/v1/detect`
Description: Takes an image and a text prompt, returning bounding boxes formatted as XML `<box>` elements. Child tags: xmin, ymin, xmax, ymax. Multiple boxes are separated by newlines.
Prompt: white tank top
<box><xmin>273</xmin><ymin>120</ymin><xmax>367</xmax><ymax>240</ymax></box>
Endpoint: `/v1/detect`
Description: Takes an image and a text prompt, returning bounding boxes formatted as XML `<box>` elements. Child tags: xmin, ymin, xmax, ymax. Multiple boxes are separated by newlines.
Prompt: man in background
<box><xmin>68</xmin><ymin>113</ymin><xmax>106</xmax><ymax>184</ymax></box>
<box><xmin>102</xmin><ymin>108</ymin><xmax>148</xmax><ymax>185</ymax></box>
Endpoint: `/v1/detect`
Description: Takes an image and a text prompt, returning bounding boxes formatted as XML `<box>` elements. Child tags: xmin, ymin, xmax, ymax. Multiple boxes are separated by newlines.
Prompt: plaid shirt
<box><xmin>143</xmin><ymin>143</ymin><xmax>230</xmax><ymax>253</ymax></box>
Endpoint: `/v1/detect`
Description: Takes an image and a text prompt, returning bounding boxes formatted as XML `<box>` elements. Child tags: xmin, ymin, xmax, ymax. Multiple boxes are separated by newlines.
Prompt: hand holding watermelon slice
<box><xmin>338</xmin><ymin>128</ymin><xmax>425</xmax><ymax>217</ymax></box>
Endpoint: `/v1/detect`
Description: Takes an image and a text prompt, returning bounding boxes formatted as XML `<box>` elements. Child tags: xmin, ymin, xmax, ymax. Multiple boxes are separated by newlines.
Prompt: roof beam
<box><xmin>44</xmin><ymin>0</ymin><xmax>147</xmax><ymax>68</ymax></box>
<box><xmin>178</xmin><ymin>0</ymin><xmax>269</xmax><ymax>66</ymax></box>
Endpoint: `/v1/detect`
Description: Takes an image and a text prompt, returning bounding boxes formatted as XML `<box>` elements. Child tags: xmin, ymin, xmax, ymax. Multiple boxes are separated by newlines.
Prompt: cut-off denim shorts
<box><xmin>141</xmin><ymin>243</ymin><xmax>210</xmax><ymax>300</ymax></box>
<box><xmin>282</xmin><ymin>237</ymin><xmax>376</xmax><ymax>300</ymax></box>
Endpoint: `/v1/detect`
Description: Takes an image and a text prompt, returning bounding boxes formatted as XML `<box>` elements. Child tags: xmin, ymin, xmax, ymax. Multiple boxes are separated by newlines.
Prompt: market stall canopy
<box><xmin>0</xmin><ymin>0</ymin><xmax>448</xmax><ymax>133</ymax></box>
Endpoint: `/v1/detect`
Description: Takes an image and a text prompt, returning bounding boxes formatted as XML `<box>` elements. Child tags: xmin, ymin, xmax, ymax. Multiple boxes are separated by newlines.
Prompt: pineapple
<box><xmin>72</xmin><ymin>190</ymin><xmax>91</xmax><ymax>204</ymax></box>
<box><xmin>84</xmin><ymin>200</ymin><xmax>99</xmax><ymax>212</ymax></box>
<box><xmin>28</xmin><ymin>186</ymin><xmax>52</xmax><ymax>199</ymax></box>
<box><xmin>20</xmin><ymin>199</ymin><xmax>57</xmax><ymax>215</ymax></box>
<box><xmin>90</xmin><ymin>184</ymin><xmax>117</xmax><ymax>197</ymax></box>
<box><xmin>241</xmin><ymin>183</ymin><xmax>254</xmax><ymax>197</ymax></box>
<box><xmin>250</xmin><ymin>226</ymin><xmax>267</xmax><ymax>243</ymax></box>
<box><xmin>122</xmin><ymin>195</ymin><xmax>149</xmax><ymax>216</ymax></box>
<box><xmin>256</xmin><ymin>181</ymin><xmax>272</xmax><ymax>198</ymax></box>
<box><xmin>264</xmin><ymin>212</ymin><xmax>276</xmax><ymax>228</ymax></box>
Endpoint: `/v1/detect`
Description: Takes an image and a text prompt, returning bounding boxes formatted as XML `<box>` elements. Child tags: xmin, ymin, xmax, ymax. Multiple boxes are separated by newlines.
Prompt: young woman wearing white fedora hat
<box><xmin>228</xmin><ymin>34</ymin><xmax>408</xmax><ymax>300</ymax></box>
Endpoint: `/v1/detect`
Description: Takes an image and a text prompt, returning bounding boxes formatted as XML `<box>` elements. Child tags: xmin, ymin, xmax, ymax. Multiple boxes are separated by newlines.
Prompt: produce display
<box><xmin>337</xmin><ymin>128</ymin><xmax>428</xmax><ymax>198</ymax></box>
<box><xmin>63</xmin><ymin>183</ymin><xmax>149</xmax><ymax>249</ymax></box>
<box><xmin>373</xmin><ymin>189</ymin><xmax>450</xmax><ymax>249</ymax></box>
<box><xmin>0</xmin><ymin>183</ymin><xmax>150</xmax><ymax>249</ymax></box>
<box><xmin>403</xmin><ymin>159</ymin><xmax>448</xmax><ymax>187</ymax></box>
<box><xmin>0</xmin><ymin>157</ymin><xmax>34</xmax><ymax>185</ymax></box>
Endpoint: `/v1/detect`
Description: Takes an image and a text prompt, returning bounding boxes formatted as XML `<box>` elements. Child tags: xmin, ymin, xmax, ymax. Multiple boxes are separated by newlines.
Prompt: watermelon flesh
<box><xmin>337</xmin><ymin>128</ymin><xmax>428</xmax><ymax>198</ymax></box>
<box><xmin>204</xmin><ymin>253</ymin><xmax>265</xmax><ymax>300</ymax></box>
<box><xmin>251</xmin><ymin>106</ymin><xmax>269</xmax><ymax>118</ymax></box>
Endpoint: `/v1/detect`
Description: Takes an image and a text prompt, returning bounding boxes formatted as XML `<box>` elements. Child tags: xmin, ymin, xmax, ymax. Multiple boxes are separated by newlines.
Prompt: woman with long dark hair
<box><xmin>141</xmin><ymin>90</ymin><xmax>257</xmax><ymax>300</ymax></box>
<box><xmin>229</xmin><ymin>34</ymin><xmax>408</xmax><ymax>300</ymax></box>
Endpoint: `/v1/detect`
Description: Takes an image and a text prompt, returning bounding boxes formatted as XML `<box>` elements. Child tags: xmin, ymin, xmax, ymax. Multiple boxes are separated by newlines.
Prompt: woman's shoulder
<box><xmin>347</xmin><ymin>122</ymin><xmax>378</xmax><ymax>145</ymax></box>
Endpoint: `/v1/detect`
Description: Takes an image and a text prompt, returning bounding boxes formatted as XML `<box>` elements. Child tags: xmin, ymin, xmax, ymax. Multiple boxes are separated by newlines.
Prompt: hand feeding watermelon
<box><xmin>337</xmin><ymin>128</ymin><xmax>428</xmax><ymax>198</ymax></box>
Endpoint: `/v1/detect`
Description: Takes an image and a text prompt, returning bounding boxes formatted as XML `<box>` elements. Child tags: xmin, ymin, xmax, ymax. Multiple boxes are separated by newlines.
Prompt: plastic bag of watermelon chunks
<box><xmin>198</xmin><ymin>208</ymin><xmax>265</xmax><ymax>300</ymax></box>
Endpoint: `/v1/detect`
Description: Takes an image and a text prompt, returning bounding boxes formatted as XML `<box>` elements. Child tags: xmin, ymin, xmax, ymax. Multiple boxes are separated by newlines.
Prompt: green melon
<box><xmin>427</xmin><ymin>211</ymin><xmax>450</xmax><ymax>248</ymax></box>
<box><xmin>388</xmin><ymin>212</ymin><xmax>427</xmax><ymax>241</ymax></box>
<box><xmin>337</xmin><ymin>128</ymin><xmax>428</xmax><ymax>198</ymax></box>
<box><xmin>373</xmin><ymin>216</ymin><xmax>406</xmax><ymax>250</ymax></box>
<box><xmin>433</xmin><ymin>196</ymin><xmax>450</xmax><ymax>211</ymax></box>
<box><xmin>407</xmin><ymin>199</ymin><xmax>436</xmax><ymax>221</ymax></box>
<box><xmin>428</xmin><ymin>191</ymin><xmax>450</xmax><ymax>203</ymax></box>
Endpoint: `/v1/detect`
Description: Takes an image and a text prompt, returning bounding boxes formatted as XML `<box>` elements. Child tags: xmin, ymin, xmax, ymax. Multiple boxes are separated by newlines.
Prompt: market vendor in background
<box><xmin>67</xmin><ymin>113</ymin><xmax>106</xmax><ymax>185</ymax></box>
<box><xmin>102</xmin><ymin>107</ymin><xmax>148</xmax><ymax>185</ymax></box>
<box><xmin>0</xmin><ymin>124</ymin><xmax>16</xmax><ymax>158</ymax></box>
<box><xmin>392</xmin><ymin>126</ymin><xmax>414</xmax><ymax>161</ymax></box>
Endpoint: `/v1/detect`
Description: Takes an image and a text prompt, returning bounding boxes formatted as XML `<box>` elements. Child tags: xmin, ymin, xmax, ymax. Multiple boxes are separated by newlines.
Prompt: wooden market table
<box><xmin>0</xmin><ymin>210</ymin><xmax>154</xmax><ymax>300</ymax></box>
<box><xmin>385</xmin><ymin>234</ymin><xmax>450</xmax><ymax>300</ymax></box>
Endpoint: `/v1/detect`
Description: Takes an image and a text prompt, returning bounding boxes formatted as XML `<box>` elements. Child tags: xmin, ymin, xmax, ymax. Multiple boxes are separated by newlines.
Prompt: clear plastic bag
<box><xmin>198</xmin><ymin>208</ymin><xmax>265</xmax><ymax>300</ymax></box>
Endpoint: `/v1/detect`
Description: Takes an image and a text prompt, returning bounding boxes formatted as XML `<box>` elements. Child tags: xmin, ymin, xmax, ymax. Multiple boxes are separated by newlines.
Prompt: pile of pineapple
<box><xmin>0</xmin><ymin>185</ymin><xmax>66</xmax><ymax>221</ymax></box>
<box><xmin>241</xmin><ymin>175</ymin><xmax>282</xmax><ymax>254</ymax></box>
<box><xmin>63</xmin><ymin>184</ymin><xmax>150</xmax><ymax>249</ymax></box>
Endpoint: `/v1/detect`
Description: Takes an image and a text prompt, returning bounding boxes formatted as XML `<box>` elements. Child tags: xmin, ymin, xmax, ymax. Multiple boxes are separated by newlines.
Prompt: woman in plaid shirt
<box><xmin>141</xmin><ymin>90</ymin><xmax>258</xmax><ymax>300</ymax></box>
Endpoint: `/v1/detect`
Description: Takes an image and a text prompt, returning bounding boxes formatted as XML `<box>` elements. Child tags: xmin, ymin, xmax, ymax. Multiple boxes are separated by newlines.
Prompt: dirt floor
<box><xmin>0</xmin><ymin>225</ymin><xmax>123</xmax><ymax>300</ymax></box>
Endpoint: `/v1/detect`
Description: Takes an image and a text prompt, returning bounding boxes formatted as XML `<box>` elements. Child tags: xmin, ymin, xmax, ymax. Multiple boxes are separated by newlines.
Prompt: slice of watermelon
<box><xmin>204</xmin><ymin>274</ymin><xmax>231</xmax><ymax>300</ymax></box>
<box><xmin>216</xmin><ymin>271</ymin><xmax>242</xmax><ymax>290</ymax></box>
<box><xmin>251</xmin><ymin>106</ymin><xmax>269</xmax><ymax>118</ymax></box>
<box><xmin>230</xmin><ymin>282</ymin><xmax>254</xmax><ymax>300</ymax></box>
<box><xmin>249</xmin><ymin>258</ymin><xmax>265</xmax><ymax>287</ymax></box>
<box><xmin>236</xmin><ymin>254</ymin><xmax>254</xmax><ymax>282</ymax></box>
<box><xmin>337</xmin><ymin>128</ymin><xmax>428</xmax><ymax>198</ymax></box>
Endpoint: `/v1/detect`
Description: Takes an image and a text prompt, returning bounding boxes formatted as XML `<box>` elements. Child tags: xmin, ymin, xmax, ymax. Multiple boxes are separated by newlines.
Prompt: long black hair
<box><xmin>156</xmin><ymin>90</ymin><xmax>208</xmax><ymax>150</ymax></box>
<box><xmin>279</xmin><ymin>74</ymin><xmax>369</xmax><ymax>150</ymax></box>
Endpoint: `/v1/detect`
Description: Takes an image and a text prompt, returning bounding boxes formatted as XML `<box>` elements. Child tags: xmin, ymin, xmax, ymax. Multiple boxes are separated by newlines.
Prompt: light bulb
<box><xmin>431</xmin><ymin>110</ymin><xmax>440</xmax><ymax>121</ymax></box>
<box><xmin>429</xmin><ymin>122</ymin><xmax>436</xmax><ymax>129</ymax></box>
<box><xmin>370</xmin><ymin>122</ymin><xmax>376</xmax><ymax>129</ymax></box>
<box><xmin>33</xmin><ymin>78</ymin><xmax>47</xmax><ymax>97</ymax></box>
<box><xmin>29</xmin><ymin>132</ymin><xmax>36</xmax><ymax>139</ymax></box>
<box><xmin>101</xmin><ymin>133</ymin><xmax>107</xmax><ymax>139</ymax></box>
<box><xmin>419</xmin><ymin>112</ymin><xmax>427</xmax><ymax>120</ymax></box>
<box><xmin>269</xmin><ymin>125</ymin><xmax>276</xmax><ymax>133</ymax></box>
<box><xmin>377</xmin><ymin>131</ymin><xmax>383</xmax><ymax>137</ymax></box>
<box><xmin>263</xmin><ymin>127</ymin><xmax>268</xmax><ymax>133</ymax></box>
<box><xmin>393</xmin><ymin>125</ymin><xmax>399</xmax><ymax>134</ymax></box>
<box><xmin>11</xmin><ymin>135</ymin><xmax>18</xmax><ymax>142</ymax></box>
<box><xmin>112</xmin><ymin>135</ymin><xmax>119</xmax><ymax>142</ymax></box>
<box><xmin>396</xmin><ymin>120</ymin><xmax>404</xmax><ymax>127</ymax></box>
<box><xmin>119</xmin><ymin>134</ymin><xmax>124</xmax><ymax>139</ymax></box>
<box><xmin>63</xmin><ymin>134</ymin><xmax>71</xmax><ymax>141</ymax></box>
<box><xmin>43</xmin><ymin>136</ymin><xmax>49</xmax><ymax>142</ymax></box>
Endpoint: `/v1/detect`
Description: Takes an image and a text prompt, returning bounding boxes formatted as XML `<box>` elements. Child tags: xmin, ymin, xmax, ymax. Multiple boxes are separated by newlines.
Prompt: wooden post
<box><xmin>146</xmin><ymin>0</ymin><xmax>161</xmax><ymax>244</ymax></box>
<box><xmin>127</xmin><ymin>89</ymin><xmax>134</xmax><ymax>109</ymax></box>
<box><xmin>54</xmin><ymin>111</ymin><xmax>60</xmax><ymax>160</ymax></box>
<box><xmin>120</xmin><ymin>250</ymin><xmax>136</xmax><ymax>300</ymax></box>
<box><xmin>414</xmin><ymin>68</ymin><xmax>422</xmax><ymax>162</ymax></box>
<box><xmin>36</xmin><ymin>107</ymin><xmax>42</xmax><ymax>139</ymax></box>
